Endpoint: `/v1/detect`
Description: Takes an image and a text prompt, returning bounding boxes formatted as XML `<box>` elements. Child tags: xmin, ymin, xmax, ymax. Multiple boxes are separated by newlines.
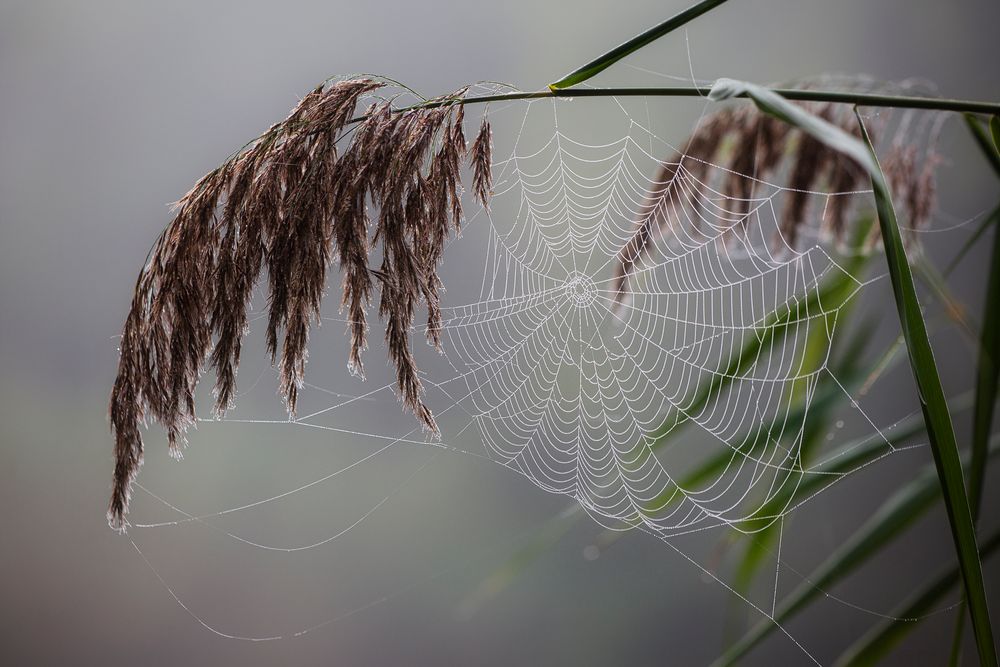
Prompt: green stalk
<box><xmin>948</xmin><ymin>122</ymin><xmax>1000</xmax><ymax>661</ymax></box>
<box><xmin>943</xmin><ymin>208</ymin><xmax>999</xmax><ymax>276</ymax></box>
<box><xmin>547</xmin><ymin>0</ymin><xmax>732</xmax><ymax>90</ymax></box>
<box><xmin>967</xmin><ymin>145</ymin><xmax>1000</xmax><ymax>527</ymax></box>
<box><xmin>964</xmin><ymin>114</ymin><xmax>1000</xmax><ymax>178</ymax></box>
<box><xmin>361</xmin><ymin>87</ymin><xmax>1000</xmax><ymax>122</ymax></box>
<box><xmin>970</xmin><ymin>210</ymin><xmax>1000</xmax><ymax>523</ymax></box>
<box><xmin>913</xmin><ymin>257</ymin><xmax>979</xmax><ymax>347</ymax></box>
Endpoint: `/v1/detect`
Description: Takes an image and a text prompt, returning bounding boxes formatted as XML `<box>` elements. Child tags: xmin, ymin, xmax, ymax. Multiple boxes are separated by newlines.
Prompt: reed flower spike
<box><xmin>108</xmin><ymin>78</ymin><xmax>492</xmax><ymax>530</ymax></box>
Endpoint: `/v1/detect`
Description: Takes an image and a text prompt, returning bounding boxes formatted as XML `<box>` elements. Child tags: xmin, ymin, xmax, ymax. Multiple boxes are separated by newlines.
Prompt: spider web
<box><xmin>433</xmin><ymin>94</ymin><xmax>888</xmax><ymax>538</ymax></box>
<box><xmin>122</xmin><ymin>84</ymin><xmax>966</xmax><ymax>664</ymax></box>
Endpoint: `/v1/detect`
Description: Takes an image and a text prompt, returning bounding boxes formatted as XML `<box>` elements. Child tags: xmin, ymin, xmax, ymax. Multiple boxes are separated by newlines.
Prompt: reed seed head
<box><xmin>108</xmin><ymin>79</ymin><xmax>494</xmax><ymax>530</ymax></box>
<box><xmin>611</xmin><ymin>81</ymin><xmax>941</xmax><ymax>305</ymax></box>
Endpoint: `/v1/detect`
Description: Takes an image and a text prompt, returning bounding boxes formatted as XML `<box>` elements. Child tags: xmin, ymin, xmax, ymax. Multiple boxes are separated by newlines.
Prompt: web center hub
<box><xmin>564</xmin><ymin>272</ymin><xmax>598</xmax><ymax>308</ymax></box>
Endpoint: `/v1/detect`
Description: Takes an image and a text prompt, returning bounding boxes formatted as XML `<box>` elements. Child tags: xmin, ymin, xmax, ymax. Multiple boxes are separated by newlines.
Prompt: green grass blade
<box><xmin>945</xmin><ymin>111</ymin><xmax>1000</xmax><ymax>667</ymax></box>
<box><xmin>835</xmin><ymin>528</ymin><xmax>1000</xmax><ymax>666</ymax></box>
<box><xmin>586</xmin><ymin>388</ymin><xmax>971</xmax><ymax>577</ymax></box>
<box><xmin>547</xmin><ymin>0</ymin><xmax>731</xmax><ymax>90</ymax></box>
<box><xmin>733</xmin><ymin>317</ymin><xmax>872</xmax><ymax>592</ymax></box>
<box><xmin>943</xmin><ymin>207</ymin><xmax>1000</xmax><ymax>278</ymax></box>
<box><xmin>971</xmin><ymin>210</ymin><xmax>1000</xmax><ymax>522</ymax></box>
<box><xmin>708</xmin><ymin>79</ymin><xmax>881</xmax><ymax>174</ymax></box>
<box><xmin>645</xmin><ymin>238</ymin><xmax>869</xmax><ymax>449</ymax></box>
<box><xmin>712</xmin><ymin>440</ymin><xmax>1000</xmax><ymax>667</ymax></box>
<box><xmin>855</xmin><ymin>110</ymin><xmax>998</xmax><ymax>667</ymax></box>
<box><xmin>949</xmin><ymin>617</ymin><xmax>967</xmax><ymax>667</ymax></box>
<box><xmin>963</xmin><ymin>114</ymin><xmax>1000</xmax><ymax>179</ymax></box>
<box><xmin>913</xmin><ymin>256</ymin><xmax>979</xmax><ymax>345</ymax></box>
<box><xmin>947</xmin><ymin>205</ymin><xmax>1000</xmax><ymax>661</ymax></box>
<box><xmin>706</xmin><ymin>78</ymin><xmax>996</xmax><ymax>666</ymax></box>
<box><xmin>737</xmin><ymin>391</ymin><xmax>974</xmax><ymax>535</ymax></box>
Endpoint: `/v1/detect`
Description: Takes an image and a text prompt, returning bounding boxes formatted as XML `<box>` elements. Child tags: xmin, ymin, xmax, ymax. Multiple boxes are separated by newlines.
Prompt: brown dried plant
<box><xmin>611</xmin><ymin>95</ymin><xmax>940</xmax><ymax>304</ymax></box>
<box><xmin>108</xmin><ymin>78</ymin><xmax>494</xmax><ymax>530</ymax></box>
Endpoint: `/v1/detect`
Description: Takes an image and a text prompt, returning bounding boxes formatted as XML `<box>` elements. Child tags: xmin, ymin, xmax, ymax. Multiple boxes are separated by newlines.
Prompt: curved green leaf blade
<box><xmin>949</xmin><ymin>207</ymin><xmax>1000</xmax><ymax>661</ymax></box>
<box><xmin>734</xmin><ymin>318</ymin><xmax>871</xmax><ymax>592</ymax></box>
<box><xmin>705</xmin><ymin>78</ymin><xmax>996</xmax><ymax>666</ymax></box>
<box><xmin>963</xmin><ymin>114</ymin><xmax>1000</xmax><ymax>179</ymax></box>
<box><xmin>708</xmin><ymin>79</ymin><xmax>880</xmax><ymax>176</ymax></box>
<box><xmin>836</xmin><ymin>528</ymin><xmax>1000</xmax><ymax>666</ymax></box>
<box><xmin>971</xmin><ymin>208</ymin><xmax>1000</xmax><ymax>521</ymax></box>
<box><xmin>548</xmin><ymin>0</ymin><xmax>731</xmax><ymax>90</ymax></box>
<box><xmin>943</xmin><ymin>207</ymin><xmax>1000</xmax><ymax>280</ymax></box>
<box><xmin>856</xmin><ymin>110</ymin><xmax>997</xmax><ymax>667</ymax></box>
<box><xmin>712</xmin><ymin>441</ymin><xmax>1000</xmax><ymax>667</ymax></box>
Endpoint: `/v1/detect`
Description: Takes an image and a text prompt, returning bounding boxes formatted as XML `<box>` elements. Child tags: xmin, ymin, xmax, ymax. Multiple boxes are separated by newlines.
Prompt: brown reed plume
<box><xmin>470</xmin><ymin>115</ymin><xmax>493</xmax><ymax>209</ymax></box>
<box><xmin>611</xmin><ymin>89</ymin><xmax>940</xmax><ymax>305</ymax></box>
<box><xmin>108</xmin><ymin>78</ymin><xmax>493</xmax><ymax>530</ymax></box>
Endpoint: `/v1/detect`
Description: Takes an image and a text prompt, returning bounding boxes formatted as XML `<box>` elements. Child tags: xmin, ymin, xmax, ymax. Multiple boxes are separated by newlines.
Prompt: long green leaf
<box><xmin>712</xmin><ymin>440</ymin><xmax>1000</xmax><ymax>666</ymax></box>
<box><xmin>964</xmin><ymin>114</ymin><xmax>1000</xmax><ymax>179</ymax></box>
<box><xmin>913</xmin><ymin>256</ymin><xmax>979</xmax><ymax>346</ymax></box>
<box><xmin>856</xmin><ymin>110</ymin><xmax>998</xmax><ymax>667</ymax></box>
<box><xmin>734</xmin><ymin>316</ymin><xmax>872</xmax><ymax>592</ymax></box>
<box><xmin>962</xmin><ymin>126</ymin><xmax>1000</xmax><ymax>516</ymax></box>
<box><xmin>708</xmin><ymin>79</ymin><xmax>881</xmax><ymax>175</ymax></box>
<box><xmin>971</xmin><ymin>211</ymin><xmax>1000</xmax><ymax>523</ymax></box>
<box><xmin>644</xmin><ymin>241</ymin><xmax>868</xmax><ymax>449</ymax></box>
<box><xmin>836</xmin><ymin>528</ymin><xmax>1000</xmax><ymax>666</ymax></box>
<box><xmin>739</xmin><ymin>391</ymin><xmax>974</xmax><ymax>535</ymax></box>
<box><xmin>949</xmin><ymin>207</ymin><xmax>1000</xmax><ymax>662</ymax></box>
<box><xmin>547</xmin><ymin>0</ymin><xmax>731</xmax><ymax>90</ymax></box>
<box><xmin>604</xmin><ymin>386</ymin><xmax>962</xmax><ymax>545</ymax></box>
<box><xmin>707</xmin><ymin>78</ymin><xmax>997</xmax><ymax>666</ymax></box>
<box><xmin>943</xmin><ymin>207</ymin><xmax>1000</xmax><ymax>276</ymax></box>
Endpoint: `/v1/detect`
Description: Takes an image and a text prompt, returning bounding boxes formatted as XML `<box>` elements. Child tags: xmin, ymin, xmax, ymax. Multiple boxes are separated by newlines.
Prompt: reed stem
<box><xmin>369</xmin><ymin>85</ymin><xmax>1000</xmax><ymax>120</ymax></box>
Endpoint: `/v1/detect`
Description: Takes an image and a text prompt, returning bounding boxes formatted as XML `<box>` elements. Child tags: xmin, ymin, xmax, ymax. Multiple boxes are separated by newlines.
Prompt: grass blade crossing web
<box><xmin>856</xmin><ymin>109</ymin><xmax>998</xmax><ymax>667</ymax></box>
<box><xmin>705</xmin><ymin>77</ymin><xmax>997</xmax><ymax>667</ymax></box>
<box><xmin>712</xmin><ymin>441</ymin><xmax>1000</xmax><ymax>666</ymax></box>
<box><xmin>835</xmin><ymin>527</ymin><xmax>1000</xmax><ymax>666</ymax></box>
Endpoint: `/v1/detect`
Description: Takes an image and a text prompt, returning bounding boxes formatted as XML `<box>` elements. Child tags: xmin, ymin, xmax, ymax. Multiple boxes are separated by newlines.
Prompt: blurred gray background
<box><xmin>2</xmin><ymin>0</ymin><xmax>999</xmax><ymax>665</ymax></box>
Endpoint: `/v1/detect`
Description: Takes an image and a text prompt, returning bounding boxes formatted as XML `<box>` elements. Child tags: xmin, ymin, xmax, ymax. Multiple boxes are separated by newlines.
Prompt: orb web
<box><xmin>436</xmin><ymin>96</ymin><xmax>870</xmax><ymax>538</ymax></box>
<box><xmin>121</xmin><ymin>82</ymin><xmax>967</xmax><ymax>663</ymax></box>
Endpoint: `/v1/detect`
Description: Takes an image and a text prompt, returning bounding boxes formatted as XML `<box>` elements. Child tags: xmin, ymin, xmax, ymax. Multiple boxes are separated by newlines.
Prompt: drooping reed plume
<box><xmin>611</xmin><ymin>82</ymin><xmax>941</xmax><ymax>305</ymax></box>
<box><xmin>108</xmin><ymin>78</ymin><xmax>494</xmax><ymax>530</ymax></box>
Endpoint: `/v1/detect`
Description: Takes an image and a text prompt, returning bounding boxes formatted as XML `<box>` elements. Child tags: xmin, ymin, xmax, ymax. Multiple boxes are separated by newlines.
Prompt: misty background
<box><xmin>2</xmin><ymin>0</ymin><xmax>999</xmax><ymax>664</ymax></box>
